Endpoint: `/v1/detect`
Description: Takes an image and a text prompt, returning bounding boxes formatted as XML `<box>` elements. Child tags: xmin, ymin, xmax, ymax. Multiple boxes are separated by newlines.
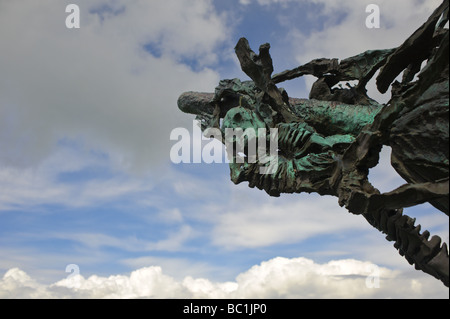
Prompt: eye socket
<box><xmin>233</xmin><ymin>113</ymin><xmax>243</xmax><ymax>122</ymax></box>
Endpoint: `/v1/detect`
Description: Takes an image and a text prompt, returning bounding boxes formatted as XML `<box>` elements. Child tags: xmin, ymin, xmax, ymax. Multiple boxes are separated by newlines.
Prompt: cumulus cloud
<box><xmin>1</xmin><ymin>257</ymin><xmax>447</xmax><ymax>298</ymax></box>
<box><xmin>0</xmin><ymin>268</ymin><xmax>56</xmax><ymax>299</ymax></box>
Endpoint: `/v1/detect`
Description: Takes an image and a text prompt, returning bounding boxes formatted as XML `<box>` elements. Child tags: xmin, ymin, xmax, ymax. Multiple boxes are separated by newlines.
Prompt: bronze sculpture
<box><xmin>178</xmin><ymin>0</ymin><xmax>449</xmax><ymax>286</ymax></box>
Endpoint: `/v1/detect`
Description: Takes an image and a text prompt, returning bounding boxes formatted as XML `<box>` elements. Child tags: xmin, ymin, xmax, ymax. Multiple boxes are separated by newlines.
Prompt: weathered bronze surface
<box><xmin>178</xmin><ymin>1</ymin><xmax>449</xmax><ymax>286</ymax></box>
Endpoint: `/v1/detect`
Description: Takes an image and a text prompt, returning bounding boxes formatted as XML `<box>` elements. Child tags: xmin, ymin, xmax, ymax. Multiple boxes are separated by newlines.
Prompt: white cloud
<box><xmin>195</xmin><ymin>178</ymin><xmax>447</xmax><ymax>271</ymax></box>
<box><xmin>157</xmin><ymin>208</ymin><xmax>184</xmax><ymax>224</ymax></box>
<box><xmin>211</xmin><ymin>193</ymin><xmax>371</xmax><ymax>249</ymax></box>
<box><xmin>0</xmin><ymin>166</ymin><xmax>70</xmax><ymax>211</ymax></box>
<box><xmin>1</xmin><ymin>0</ymin><xmax>447</xmax><ymax>301</ymax></box>
<box><xmin>294</xmin><ymin>0</ymin><xmax>442</xmax><ymax>58</ymax></box>
<box><xmin>240</xmin><ymin>0</ymin><xmax>296</xmax><ymax>6</ymax></box>
<box><xmin>43</xmin><ymin>224</ymin><xmax>195</xmax><ymax>253</ymax></box>
<box><xmin>239</xmin><ymin>0</ymin><xmax>442</xmax><ymax>101</ymax></box>
<box><xmin>53</xmin><ymin>266</ymin><xmax>187</xmax><ymax>298</ymax></box>
<box><xmin>0</xmin><ymin>0</ymin><xmax>228</xmax><ymax>173</ymax></box>
<box><xmin>0</xmin><ymin>268</ymin><xmax>56</xmax><ymax>299</ymax></box>
<box><xmin>145</xmin><ymin>225</ymin><xmax>196</xmax><ymax>251</ymax></box>
<box><xmin>292</xmin><ymin>0</ymin><xmax>441</xmax><ymax>97</ymax></box>
<box><xmin>1</xmin><ymin>257</ymin><xmax>447</xmax><ymax>298</ymax></box>
<box><xmin>0</xmin><ymin>147</ymin><xmax>152</xmax><ymax>211</ymax></box>
<box><xmin>120</xmin><ymin>256</ymin><xmax>221</xmax><ymax>281</ymax></box>
<box><xmin>368</xmin><ymin>145</ymin><xmax>406</xmax><ymax>193</ymax></box>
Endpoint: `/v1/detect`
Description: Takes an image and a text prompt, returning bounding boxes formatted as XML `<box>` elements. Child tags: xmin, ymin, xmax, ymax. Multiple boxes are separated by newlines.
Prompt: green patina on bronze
<box><xmin>178</xmin><ymin>0</ymin><xmax>449</xmax><ymax>287</ymax></box>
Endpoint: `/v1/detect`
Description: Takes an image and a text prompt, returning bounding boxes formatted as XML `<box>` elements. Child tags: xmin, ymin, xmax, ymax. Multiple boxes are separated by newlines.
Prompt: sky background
<box><xmin>0</xmin><ymin>0</ymin><xmax>448</xmax><ymax>298</ymax></box>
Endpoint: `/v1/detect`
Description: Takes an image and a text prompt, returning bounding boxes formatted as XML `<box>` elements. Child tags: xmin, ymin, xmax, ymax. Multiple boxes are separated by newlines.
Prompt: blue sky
<box><xmin>0</xmin><ymin>0</ymin><xmax>448</xmax><ymax>298</ymax></box>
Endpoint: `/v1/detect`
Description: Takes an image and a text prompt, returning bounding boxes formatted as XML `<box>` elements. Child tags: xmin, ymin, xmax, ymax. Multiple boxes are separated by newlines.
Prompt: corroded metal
<box><xmin>178</xmin><ymin>0</ymin><xmax>449</xmax><ymax>286</ymax></box>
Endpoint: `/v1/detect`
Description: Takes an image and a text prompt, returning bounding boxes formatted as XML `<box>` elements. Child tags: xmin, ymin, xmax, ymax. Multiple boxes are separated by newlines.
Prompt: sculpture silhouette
<box><xmin>178</xmin><ymin>0</ymin><xmax>449</xmax><ymax>286</ymax></box>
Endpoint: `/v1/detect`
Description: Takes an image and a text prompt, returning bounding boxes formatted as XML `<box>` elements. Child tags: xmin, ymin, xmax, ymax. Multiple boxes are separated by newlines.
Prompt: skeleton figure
<box><xmin>178</xmin><ymin>1</ymin><xmax>449</xmax><ymax>286</ymax></box>
<box><xmin>180</xmin><ymin>78</ymin><xmax>380</xmax><ymax>196</ymax></box>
